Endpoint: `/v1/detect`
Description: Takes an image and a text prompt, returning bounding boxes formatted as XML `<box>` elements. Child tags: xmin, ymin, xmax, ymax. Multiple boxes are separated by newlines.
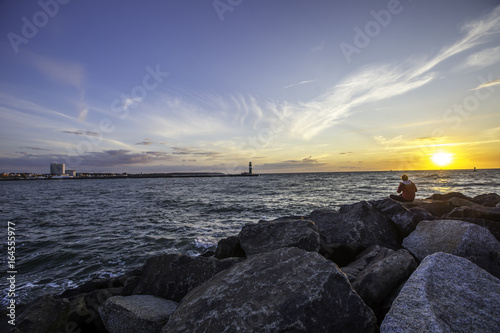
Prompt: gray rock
<box><xmin>472</xmin><ymin>192</ymin><xmax>500</xmax><ymax>207</ymax></box>
<box><xmin>309</xmin><ymin>201</ymin><xmax>399</xmax><ymax>266</ymax></box>
<box><xmin>425</xmin><ymin>192</ymin><xmax>470</xmax><ymax>201</ymax></box>
<box><xmin>238</xmin><ymin>218</ymin><xmax>320</xmax><ymax>256</ymax></box>
<box><xmin>350</xmin><ymin>249</ymin><xmax>416</xmax><ymax>306</ymax></box>
<box><xmin>408</xmin><ymin>207</ymin><xmax>436</xmax><ymax>222</ymax></box>
<box><xmin>381</xmin><ymin>252</ymin><xmax>500</xmax><ymax>333</ymax></box>
<box><xmin>214</xmin><ymin>235</ymin><xmax>245</xmax><ymax>259</ymax></box>
<box><xmin>402</xmin><ymin>219</ymin><xmax>500</xmax><ymax>278</ymax></box>
<box><xmin>412</xmin><ymin>200</ymin><xmax>454</xmax><ymax>217</ymax></box>
<box><xmin>448</xmin><ymin>196</ymin><xmax>481</xmax><ymax>207</ymax></box>
<box><xmin>133</xmin><ymin>254</ymin><xmax>241</xmax><ymax>302</ymax></box>
<box><xmin>372</xmin><ymin>198</ymin><xmax>421</xmax><ymax>237</ymax></box>
<box><xmin>403</xmin><ymin>219</ymin><xmax>500</xmax><ymax>260</ymax></box>
<box><xmin>162</xmin><ymin>247</ymin><xmax>378</xmax><ymax>333</ymax></box>
<box><xmin>99</xmin><ymin>295</ymin><xmax>178</xmax><ymax>333</ymax></box>
<box><xmin>341</xmin><ymin>245</ymin><xmax>394</xmax><ymax>282</ymax></box>
<box><xmin>14</xmin><ymin>294</ymin><xmax>70</xmax><ymax>333</ymax></box>
<box><xmin>342</xmin><ymin>246</ymin><xmax>417</xmax><ymax>323</ymax></box>
<box><xmin>443</xmin><ymin>205</ymin><xmax>500</xmax><ymax>222</ymax></box>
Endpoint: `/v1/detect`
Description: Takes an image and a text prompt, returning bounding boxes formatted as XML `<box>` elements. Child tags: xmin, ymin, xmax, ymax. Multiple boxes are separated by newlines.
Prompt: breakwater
<box><xmin>4</xmin><ymin>191</ymin><xmax>500</xmax><ymax>332</ymax></box>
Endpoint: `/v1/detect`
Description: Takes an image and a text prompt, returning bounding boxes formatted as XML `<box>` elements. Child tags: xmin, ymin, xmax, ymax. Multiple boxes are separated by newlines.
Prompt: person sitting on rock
<box><xmin>390</xmin><ymin>174</ymin><xmax>417</xmax><ymax>202</ymax></box>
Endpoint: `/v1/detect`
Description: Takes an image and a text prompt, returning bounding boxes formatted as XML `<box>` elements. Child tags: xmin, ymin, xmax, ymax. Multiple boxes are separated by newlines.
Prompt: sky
<box><xmin>0</xmin><ymin>0</ymin><xmax>499</xmax><ymax>174</ymax></box>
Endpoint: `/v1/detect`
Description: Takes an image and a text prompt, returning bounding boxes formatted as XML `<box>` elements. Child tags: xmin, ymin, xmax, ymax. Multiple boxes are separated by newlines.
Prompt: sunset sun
<box><xmin>431</xmin><ymin>152</ymin><xmax>454</xmax><ymax>167</ymax></box>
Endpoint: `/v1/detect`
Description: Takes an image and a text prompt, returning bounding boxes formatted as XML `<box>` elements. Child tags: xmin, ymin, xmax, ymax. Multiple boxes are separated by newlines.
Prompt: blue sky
<box><xmin>1</xmin><ymin>0</ymin><xmax>499</xmax><ymax>174</ymax></box>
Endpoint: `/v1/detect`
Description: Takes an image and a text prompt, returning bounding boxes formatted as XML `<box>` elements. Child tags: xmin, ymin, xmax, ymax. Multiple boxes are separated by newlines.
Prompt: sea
<box><xmin>1</xmin><ymin>169</ymin><xmax>499</xmax><ymax>307</ymax></box>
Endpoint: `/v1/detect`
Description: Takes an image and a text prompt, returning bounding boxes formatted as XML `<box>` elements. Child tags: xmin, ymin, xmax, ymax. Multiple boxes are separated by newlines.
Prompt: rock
<box><xmin>497</xmin><ymin>202</ymin><xmax>500</xmax><ymax>208</ymax></box>
<box><xmin>14</xmin><ymin>294</ymin><xmax>70</xmax><ymax>333</ymax></box>
<box><xmin>402</xmin><ymin>219</ymin><xmax>500</xmax><ymax>278</ymax></box>
<box><xmin>371</xmin><ymin>198</ymin><xmax>421</xmax><ymax>237</ymax></box>
<box><xmin>309</xmin><ymin>201</ymin><xmax>400</xmax><ymax>266</ymax></box>
<box><xmin>58</xmin><ymin>269</ymin><xmax>142</xmax><ymax>299</ymax></box>
<box><xmin>412</xmin><ymin>200</ymin><xmax>454</xmax><ymax>217</ymax></box>
<box><xmin>407</xmin><ymin>207</ymin><xmax>436</xmax><ymax>221</ymax></box>
<box><xmin>445</xmin><ymin>217</ymin><xmax>500</xmax><ymax>242</ymax></box>
<box><xmin>443</xmin><ymin>205</ymin><xmax>500</xmax><ymax>222</ymax></box>
<box><xmin>426</xmin><ymin>192</ymin><xmax>470</xmax><ymax>201</ymax></box>
<box><xmin>162</xmin><ymin>247</ymin><xmax>378</xmax><ymax>332</ymax></box>
<box><xmin>238</xmin><ymin>218</ymin><xmax>320</xmax><ymax>256</ymax></box>
<box><xmin>133</xmin><ymin>254</ymin><xmax>242</xmax><ymax>302</ymax></box>
<box><xmin>381</xmin><ymin>252</ymin><xmax>500</xmax><ymax>333</ymax></box>
<box><xmin>342</xmin><ymin>246</ymin><xmax>417</xmax><ymax>323</ymax></box>
<box><xmin>99</xmin><ymin>295</ymin><xmax>178</xmax><ymax>333</ymax></box>
<box><xmin>214</xmin><ymin>235</ymin><xmax>245</xmax><ymax>259</ymax></box>
<box><xmin>341</xmin><ymin>245</ymin><xmax>394</xmax><ymax>282</ymax></box>
<box><xmin>448</xmin><ymin>196</ymin><xmax>481</xmax><ymax>207</ymax></box>
<box><xmin>473</xmin><ymin>193</ymin><xmax>500</xmax><ymax>207</ymax></box>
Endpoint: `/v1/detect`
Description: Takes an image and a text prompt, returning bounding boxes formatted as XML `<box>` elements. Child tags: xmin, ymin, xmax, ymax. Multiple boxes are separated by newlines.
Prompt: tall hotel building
<box><xmin>50</xmin><ymin>163</ymin><xmax>65</xmax><ymax>176</ymax></box>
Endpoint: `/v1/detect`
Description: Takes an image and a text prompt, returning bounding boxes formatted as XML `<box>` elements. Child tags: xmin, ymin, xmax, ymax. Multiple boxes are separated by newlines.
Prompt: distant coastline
<box><xmin>0</xmin><ymin>172</ymin><xmax>259</xmax><ymax>181</ymax></box>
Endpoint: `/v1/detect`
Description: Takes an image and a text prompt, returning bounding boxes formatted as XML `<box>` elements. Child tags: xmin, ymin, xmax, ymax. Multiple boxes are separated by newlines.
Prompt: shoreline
<box><xmin>0</xmin><ymin>172</ymin><xmax>260</xmax><ymax>181</ymax></box>
<box><xmin>3</xmin><ymin>191</ymin><xmax>500</xmax><ymax>332</ymax></box>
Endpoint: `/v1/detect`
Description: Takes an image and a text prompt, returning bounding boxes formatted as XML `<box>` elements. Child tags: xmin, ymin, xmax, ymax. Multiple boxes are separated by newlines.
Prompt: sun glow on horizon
<box><xmin>431</xmin><ymin>152</ymin><xmax>454</xmax><ymax>167</ymax></box>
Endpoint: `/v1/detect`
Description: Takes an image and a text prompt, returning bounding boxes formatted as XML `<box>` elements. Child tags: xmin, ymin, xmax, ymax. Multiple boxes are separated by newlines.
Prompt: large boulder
<box><xmin>472</xmin><ymin>193</ymin><xmax>500</xmax><ymax>207</ymax></box>
<box><xmin>341</xmin><ymin>246</ymin><xmax>417</xmax><ymax>323</ymax></box>
<box><xmin>407</xmin><ymin>207</ymin><xmax>436</xmax><ymax>222</ymax></box>
<box><xmin>443</xmin><ymin>205</ymin><xmax>500</xmax><ymax>222</ymax></box>
<box><xmin>99</xmin><ymin>295</ymin><xmax>178</xmax><ymax>333</ymax></box>
<box><xmin>162</xmin><ymin>247</ymin><xmax>378</xmax><ymax>332</ymax></box>
<box><xmin>412</xmin><ymin>200</ymin><xmax>454</xmax><ymax>217</ymax></box>
<box><xmin>371</xmin><ymin>198</ymin><xmax>421</xmax><ymax>237</ymax></box>
<box><xmin>381</xmin><ymin>252</ymin><xmax>500</xmax><ymax>333</ymax></box>
<box><xmin>402</xmin><ymin>219</ymin><xmax>500</xmax><ymax>278</ymax></box>
<box><xmin>309</xmin><ymin>201</ymin><xmax>400</xmax><ymax>266</ymax></box>
<box><xmin>238</xmin><ymin>218</ymin><xmax>320</xmax><ymax>256</ymax></box>
<box><xmin>13</xmin><ymin>295</ymin><xmax>70</xmax><ymax>333</ymax></box>
<box><xmin>133</xmin><ymin>254</ymin><xmax>242</xmax><ymax>302</ymax></box>
<box><xmin>426</xmin><ymin>192</ymin><xmax>470</xmax><ymax>201</ymax></box>
<box><xmin>214</xmin><ymin>235</ymin><xmax>245</xmax><ymax>259</ymax></box>
<box><xmin>448</xmin><ymin>197</ymin><xmax>481</xmax><ymax>207</ymax></box>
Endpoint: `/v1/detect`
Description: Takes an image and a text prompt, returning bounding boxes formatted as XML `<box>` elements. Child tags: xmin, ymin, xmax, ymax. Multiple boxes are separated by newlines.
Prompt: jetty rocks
<box><xmin>9</xmin><ymin>192</ymin><xmax>500</xmax><ymax>332</ymax></box>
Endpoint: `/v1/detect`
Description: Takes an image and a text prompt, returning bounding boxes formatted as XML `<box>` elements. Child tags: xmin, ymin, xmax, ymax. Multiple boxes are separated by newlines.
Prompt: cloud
<box><xmin>71</xmin><ymin>149</ymin><xmax>175</xmax><ymax>168</ymax></box>
<box><xmin>26</xmin><ymin>52</ymin><xmax>86</xmax><ymax>89</ymax></box>
<box><xmin>23</xmin><ymin>52</ymin><xmax>89</xmax><ymax>121</ymax></box>
<box><xmin>285</xmin><ymin>6</ymin><xmax>500</xmax><ymax>139</ymax></box>
<box><xmin>63</xmin><ymin>130</ymin><xmax>101</xmax><ymax>137</ymax></box>
<box><xmin>283</xmin><ymin>80</ymin><xmax>315</xmax><ymax>89</ymax></box>
<box><xmin>136</xmin><ymin>140</ymin><xmax>154</xmax><ymax>146</ymax></box>
<box><xmin>455</xmin><ymin>46</ymin><xmax>500</xmax><ymax>71</ymax></box>
<box><xmin>171</xmin><ymin>147</ymin><xmax>222</xmax><ymax>158</ymax></box>
<box><xmin>473</xmin><ymin>77</ymin><xmax>500</xmax><ymax>90</ymax></box>
<box><xmin>22</xmin><ymin>147</ymin><xmax>50</xmax><ymax>151</ymax></box>
<box><xmin>259</xmin><ymin>156</ymin><xmax>328</xmax><ymax>171</ymax></box>
<box><xmin>283</xmin><ymin>156</ymin><xmax>323</xmax><ymax>164</ymax></box>
<box><xmin>374</xmin><ymin>135</ymin><xmax>404</xmax><ymax>146</ymax></box>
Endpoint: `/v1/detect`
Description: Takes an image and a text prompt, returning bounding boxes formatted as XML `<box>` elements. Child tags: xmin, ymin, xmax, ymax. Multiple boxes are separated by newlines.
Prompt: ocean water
<box><xmin>1</xmin><ymin>169</ymin><xmax>499</xmax><ymax>306</ymax></box>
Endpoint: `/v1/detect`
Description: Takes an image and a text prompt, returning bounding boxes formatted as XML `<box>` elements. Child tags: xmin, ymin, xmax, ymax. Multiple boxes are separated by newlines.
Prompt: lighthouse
<box><xmin>249</xmin><ymin>162</ymin><xmax>253</xmax><ymax>175</ymax></box>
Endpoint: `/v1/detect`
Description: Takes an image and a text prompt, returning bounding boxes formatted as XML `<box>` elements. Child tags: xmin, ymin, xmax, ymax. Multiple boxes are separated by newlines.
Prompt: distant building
<box><xmin>66</xmin><ymin>169</ymin><xmax>76</xmax><ymax>177</ymax></box>
<box><xmin>50</xmin><ymin>163</ymin><xmax>65</xmax><ymax>176</ymax></box>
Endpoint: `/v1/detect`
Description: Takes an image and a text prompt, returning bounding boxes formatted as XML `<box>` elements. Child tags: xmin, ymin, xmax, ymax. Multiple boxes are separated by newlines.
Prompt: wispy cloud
<box><xmin>455</xmin><ymin>46</ymin><xmax>500</xmax><ymax>71</ymax></box>
<box><xmin>283</xmin><ymin>5</ymin><xmax>500</xmax><ymax>139</ymax></box>
<box><xmin>23</xmin><ymin>51</ymin><xmax>89</xmax><ymax>121</ymax></box>
<box><xmin>63</xmin><ymin>130</ymin><xmax>100</xmax><ymax>137</ymax></box>
<box><xmin>473</xmin><ymin>77</ymin><xmax>500</xmax><ymax>90</ymax></box>
<box><xmin>283</xmin><ymin>80</ymin><xmax>315</xmax><ymax>89</ymax></box>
